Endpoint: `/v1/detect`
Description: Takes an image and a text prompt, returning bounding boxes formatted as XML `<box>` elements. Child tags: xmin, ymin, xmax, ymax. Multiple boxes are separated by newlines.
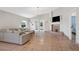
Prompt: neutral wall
<box><xmin>0</xmin><ymin>10</ymin><xmax>30</xmax><ymax>29</ymax></box>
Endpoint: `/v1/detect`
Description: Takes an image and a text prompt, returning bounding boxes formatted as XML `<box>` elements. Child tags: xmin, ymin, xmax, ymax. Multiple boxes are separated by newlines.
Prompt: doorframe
<box><xmin>70</xmin><ymin>15</ymin><xmax>77</xmax><ymax>41</ymax></box>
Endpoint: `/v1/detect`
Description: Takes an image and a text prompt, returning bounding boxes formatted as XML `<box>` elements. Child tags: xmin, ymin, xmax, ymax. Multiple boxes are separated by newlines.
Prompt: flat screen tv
<box><xmin>52</xmin><ymin>16</ymin><xmax>60</xmax><ymax>22</ymax></box>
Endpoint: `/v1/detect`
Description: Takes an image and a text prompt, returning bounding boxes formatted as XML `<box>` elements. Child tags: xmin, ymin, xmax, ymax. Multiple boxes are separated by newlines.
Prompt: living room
<box><xmin>0</xmin><ymin>7</ymin><xmax>79</xmax><ymax>51</ymax></box>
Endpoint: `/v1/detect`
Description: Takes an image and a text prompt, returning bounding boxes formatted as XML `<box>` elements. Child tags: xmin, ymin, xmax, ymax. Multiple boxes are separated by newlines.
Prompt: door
<box><xmin>71</xmin><ymin>16</ymin><xmax>76</xmax><ymax>42</ymax></box>
<box><xmin>35</xmin><ymin>20</ymin><xmax>44</xmax><ymax>32</ymax></box>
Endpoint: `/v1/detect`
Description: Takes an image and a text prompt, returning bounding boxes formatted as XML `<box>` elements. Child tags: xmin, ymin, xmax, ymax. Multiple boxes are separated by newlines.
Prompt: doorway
<box><xmin>71</xmin><ymin>16</ymin><xmax>76</xmax><ymax>42</ymax></box>
<box><xmin>35</xmin><ymin>20</ymin><xmax>44</xmax><ymax>32</ymax></box>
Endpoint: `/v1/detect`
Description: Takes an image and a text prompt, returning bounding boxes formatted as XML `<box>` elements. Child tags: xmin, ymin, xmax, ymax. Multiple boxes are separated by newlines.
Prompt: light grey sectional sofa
<box><xmin>0</xmin><ymin>28</ymin><xmax>34</xmax><ymax>45</ymax></box>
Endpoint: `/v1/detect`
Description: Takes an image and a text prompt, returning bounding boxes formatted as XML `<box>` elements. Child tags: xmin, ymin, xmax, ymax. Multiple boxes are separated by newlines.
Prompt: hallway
<box><xmin>0</xmin><ymin>31</ymin><xmax>79</xmax><ymax>51</ymax></box>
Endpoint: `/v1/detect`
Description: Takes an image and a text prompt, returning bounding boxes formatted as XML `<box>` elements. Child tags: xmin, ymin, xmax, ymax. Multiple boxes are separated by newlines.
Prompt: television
<box><xmin>52</xmin><ymin>16</ymin><xmax>60</xmax><ymax>22</ymax></box>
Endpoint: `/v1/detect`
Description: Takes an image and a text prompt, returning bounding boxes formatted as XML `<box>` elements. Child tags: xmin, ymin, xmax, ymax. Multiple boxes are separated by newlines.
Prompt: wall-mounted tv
<box><xmin>52</xmin><ymin>16</ymin><xmax>60</xmax><ymax>22</ymax></box>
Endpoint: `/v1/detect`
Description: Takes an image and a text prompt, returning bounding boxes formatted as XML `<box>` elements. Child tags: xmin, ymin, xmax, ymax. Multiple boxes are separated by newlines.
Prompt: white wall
<box><xmin>0</xmin><ymin>10</ymin><xmax>30</xmax><ymax>29</ymax></box>
<box><xmin>52</xmin><ymin>7</ymin><xmax>76</xmax><ymax>39</ymax></box>
<box><xmin>29</xmin><ymin>18</ymin><xmax>36</xmax><ymax>30</ymax></box>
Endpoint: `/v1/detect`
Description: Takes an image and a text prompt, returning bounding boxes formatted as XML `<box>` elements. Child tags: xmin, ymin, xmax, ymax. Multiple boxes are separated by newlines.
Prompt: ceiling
<box><xmin>0</xmin><ymin>7</ymin><xmax>58</xmax><ymax>18</ymax></box>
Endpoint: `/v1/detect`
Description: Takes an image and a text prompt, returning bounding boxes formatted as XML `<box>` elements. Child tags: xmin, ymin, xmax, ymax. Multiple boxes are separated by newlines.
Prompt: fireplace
<box><xmin>51</xmin><ymin>24</ymin><xmax>60</xmax><ymax>32</ymax></box>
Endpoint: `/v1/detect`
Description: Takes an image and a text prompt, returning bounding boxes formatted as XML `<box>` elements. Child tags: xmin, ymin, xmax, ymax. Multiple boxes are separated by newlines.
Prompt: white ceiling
<box><xmin>0</xmin><ymin>7</ymin><xmax>58</xmax><ymax>18</ymax></box>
